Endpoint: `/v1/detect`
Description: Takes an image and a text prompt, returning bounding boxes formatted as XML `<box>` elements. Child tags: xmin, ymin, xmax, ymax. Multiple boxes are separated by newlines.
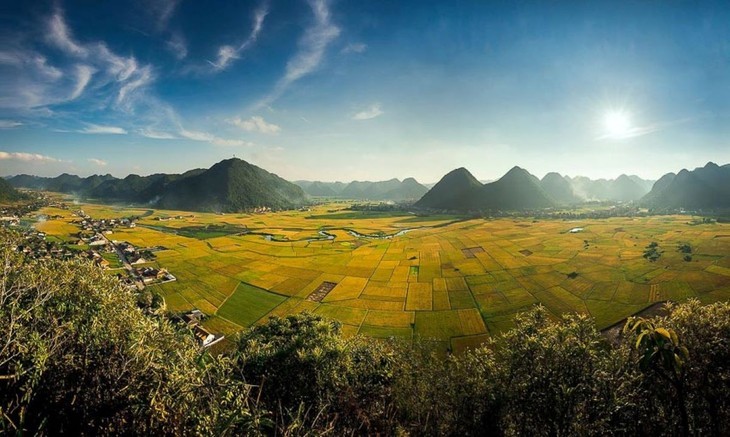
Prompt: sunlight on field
<box><xmin>36</xmin><ymin>202</ymin><xmax>730</xmax><ymax>350</ymax></box>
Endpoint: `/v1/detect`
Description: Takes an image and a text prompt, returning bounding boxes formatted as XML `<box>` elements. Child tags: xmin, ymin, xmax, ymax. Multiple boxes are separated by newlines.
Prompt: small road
<box><xmin>100</xmin><ymin>232</ymin><xmax>145</xmax><ymax>291</ymax></box>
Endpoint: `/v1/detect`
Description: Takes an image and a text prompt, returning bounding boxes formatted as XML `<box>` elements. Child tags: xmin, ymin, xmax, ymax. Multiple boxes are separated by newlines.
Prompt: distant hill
<box><xmin>540</xmin><ymin>172</ymin><xmax>580</xmax><ymax>205</ymax></box>
<box><xmin>7</xmin><ymin>158</ymin><xmax>307</xmax><ymax>212</ymax></box>
<box><xmin>156</xmin><ymin>159</ymin><xmax>306</xmax><ymax>211</ymax></box>
<box><xmin>294</xmin><ymin>181</ymin><xmax>347</xmax><ymax>197</ymax></box>
<box><xmin>642</xmin><ymin>162</ymin><xmax>730</xmax><ymax>209</ymax></box>
<box><xmin>8</xmin><ymin>173</ymin><xmax>117</xmax><ymax>193</ymax></box>
<box><xmin>416</xmin><ymin>166</ymin><xmax>553</xmax><ymax>211</ymax></box>
<box><xmin>0</xmin><ymin>177</ymin><xmax>27</xmax><ymax>202</ymax></box>
<box><xmin>415</xmin><ymin>167</ymin><xmax>484</xmax><ymax>210</ymax></box>
<box><xmin>567</xmin><ymin>175</ymin><xmax>653</xmax><ymax>202</ymax></box>
<box><xmin>478</xmin><ymin>166</ymin><xmax>555</xmax><ymax>210</ymax></box>
<box><xmin>296</xmin><ymin>178</ymin><xmax>428</xmax><ymax>201</ymax></box>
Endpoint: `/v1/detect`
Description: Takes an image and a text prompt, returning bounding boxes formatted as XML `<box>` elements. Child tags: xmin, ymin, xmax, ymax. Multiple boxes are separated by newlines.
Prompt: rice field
<box><xmin>34</xmin><ymin>202</ymin><xmax>730</xmax><ymax>351</ymax></box>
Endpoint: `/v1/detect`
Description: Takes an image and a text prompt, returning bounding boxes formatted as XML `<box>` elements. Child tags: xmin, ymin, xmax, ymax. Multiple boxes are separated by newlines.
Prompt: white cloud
<box><xmin>47</xmin><ymin>10</ymin><xmax>89</xmax><ymax>57</ymax></box>
<box><xmin>70</xmin><ymin>65</ymin><xmax>94</xmax><ymax>100</ymax></box>
<box><xmin>116</xmin><ymin>65</ymin><xmax>153</xmax><ymax>107</ymax></box>
<box><xmin>180</xmin><ymin>129</ymin><xmax>251</xmax><ymax>147</ymax></box>
<box><xmin>44</xmin><ymin>10</ymin><xmax>156</xmax><ymax>110</ymax></box>
<box><xmin>30</xmin><ymin>55</ymin><xmax>63</xmax><ymax>79</ymax></box>
<box><xmin>153</xmin><ymin>0</ymin><xmax>181</xmax><ymax>30</ymax></box>
<box><xmin>352</xmin><ymin>103</ymin><xmax>383</xmax><ymax>120</ymax></box>
<box><xmin>258</xmin><ymin>0</ymin><xmax>340</xmax><ymax>106</ymax></box>
<box><xmin>88</xmin><ymin>158</ymin><xmax>108</xmax><ymax>166</ymax></box>
<box><xmin>228</xmin><ymin>115</ymin><xmax>281</xmax><ymax>134</ymax></box>
<box><xmin>80</xmin><ymin>124</ymin><xmax>128</xmax><ymax>135</ymax></box>
<box><xmin>166</xmin><ymin>33</ymin><xmax>188</xmax><ymax>60</ymax></box>
<box><xmin>139</xmin><ymin>129</ymin><xmax>176</xmax><ymax>139</ymax></box>
<box><xmin>208</xmin><ymin>4</ymin><xmax>268</xmax><ymax>71</ymax></box>
<box><xmin>0</xmin><ymin>120</ymin><xmax>22</xmax><ymax>129</ymax></box>
<box><xmin>0</xmin><ymin>151</ymin><xmax>61</xmax><ymax>162</ymax></box>
<box><xmin>341</xmin><ymin>42</ymin><xmax>367</xmax><ymax>54</ymax></box>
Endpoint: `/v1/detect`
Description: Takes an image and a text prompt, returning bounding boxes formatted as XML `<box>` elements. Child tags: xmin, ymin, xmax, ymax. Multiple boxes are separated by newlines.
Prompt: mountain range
<box><xmin>5</xmin><ymin>159</ymin><xmax>728</xmax><ymax>212</ymax></box>
<box><xmin>294</xmin><ymin>178</ymin><xmax>428</xmax><ymax>201</ymax></box>
<box><xmin>416</xmin><ymin>166</ymin><xmax>658</xmax><ymax>211</ymax></box>
<box><xmin>642</xmin><ymin>162</ymin><xmax>730</xmax><ymax>209</ymax></box>
<box><xmin>7</xmin><ymin>158</ymin><xmax>306</xmax><ymax>212</ymax></box>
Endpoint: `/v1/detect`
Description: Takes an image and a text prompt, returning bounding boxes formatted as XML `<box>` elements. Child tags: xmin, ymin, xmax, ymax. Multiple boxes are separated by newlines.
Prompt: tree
<box><xmin>624</xmin><ymin>316</ymin><xmax>690</xmax><ymax>436</ymax></box>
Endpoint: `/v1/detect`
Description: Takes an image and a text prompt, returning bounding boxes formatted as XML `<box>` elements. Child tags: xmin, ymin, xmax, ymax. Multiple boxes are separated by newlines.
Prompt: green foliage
<box><xmin>643</xmin><ymin>241</ymin><xmax>662</xmax><ymax>262</ymax></box>
<box><xmin>233</xmin><ymin>313</ymin><xmax>398</xmax><ymax>434</ymax></box>
<box><xmin>0</xmin><ymin>230</ymin><xmax>264</xmax><ymax>435</ymax></box>
<box><xmin>0</xmin><ymin>178</ymin><xmax>27</xmax><ymax>202</ymax></box>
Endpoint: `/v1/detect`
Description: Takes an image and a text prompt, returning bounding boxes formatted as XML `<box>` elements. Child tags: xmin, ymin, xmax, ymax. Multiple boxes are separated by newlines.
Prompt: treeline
<box><xmin>1</xmin><ymin>231</ymin><xmax>729</xmax><ymax>435</ymax></box>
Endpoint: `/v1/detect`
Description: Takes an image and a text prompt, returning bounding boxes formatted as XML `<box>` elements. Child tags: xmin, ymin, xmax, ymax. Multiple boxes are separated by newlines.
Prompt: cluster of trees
<box><xmin>1</xmin><ymin>229</ymin><xmax>729</xmax><ymax>435</ymax></box>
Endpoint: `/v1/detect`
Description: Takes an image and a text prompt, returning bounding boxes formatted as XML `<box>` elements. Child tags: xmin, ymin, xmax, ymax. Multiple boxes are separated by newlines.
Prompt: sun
<box><xmin>603</xmin><ymin>110</ymin><xmax>631</xmax><ymax>138</ymax></box>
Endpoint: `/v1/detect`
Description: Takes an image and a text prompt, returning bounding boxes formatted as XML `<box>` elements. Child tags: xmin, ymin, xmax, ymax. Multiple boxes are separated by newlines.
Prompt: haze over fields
<box><xmin>1</xmin><ymin>1</ymin><xmax>730</xmax><ymax>181</ymax></box>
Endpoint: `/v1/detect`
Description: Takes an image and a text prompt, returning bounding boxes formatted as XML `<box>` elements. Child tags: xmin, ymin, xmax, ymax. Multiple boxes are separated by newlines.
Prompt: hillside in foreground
<box><xmin>2</xmin><ymin>228</ymin><xmax>729</xmax><ymax>435</ymax></box>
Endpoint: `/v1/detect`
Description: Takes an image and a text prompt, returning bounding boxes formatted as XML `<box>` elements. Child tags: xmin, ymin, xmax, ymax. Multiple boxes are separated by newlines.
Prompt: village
<box><xmin>2</xmin><ymin>197</ymin><xmax>224</xmax><ymax>348</ymax></box>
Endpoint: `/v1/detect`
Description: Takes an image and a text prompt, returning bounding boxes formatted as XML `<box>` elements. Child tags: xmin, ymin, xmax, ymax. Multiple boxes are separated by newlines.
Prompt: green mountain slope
<box><xmin>642</xmin><ymin>162</ymin><xmax>730</xmax><ymax>209</ymax></box>
<box><xmin>157</xmin><ymin>158</ymin><xmax>307</xmax><ymax>211</ymax></box>
<box><xmin>541</xmin><ymin>172</ymin><xmax>579</xmax><ymax>205</ymax></box>
<box><xmin>414</xmin><ymin>167</ymin><xmax>484</xmax><ymax>210</ymax></box>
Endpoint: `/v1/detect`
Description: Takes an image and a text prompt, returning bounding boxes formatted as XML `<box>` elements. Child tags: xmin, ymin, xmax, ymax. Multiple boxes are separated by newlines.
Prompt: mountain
<box><xmin>8</xmin><ymin>173</ymin><xmax>116</xmax><ymax>193</ymax></box>
<box><xmin>628</xmin><ymin>175</ymin><xmax>655</xmax><ymax>193</ymax></box>
<box><xmin>384</xmin><ymin>177</ymin><xmax>429</xmax><ymax>201</ymax></box>
<box><xmin>417</xmin><ymin>166</ymin><xmax>554</xmax><ymax>211</ymax></box>
<box><xmin>296</xmin><ymin>178</ymin><xmax>428</xmax><ymax>201</ymax></box>
<box><xmin>567</xmin><ymin>175</ymin><xmax>653</xmax><ymax>202</ymax></box>
<box><xmin>0</xmin><ymin>177</ymin><xmax>27</xmax><ymax>202</ymax></box>
<box><xmin>415</xmin><ymin>167</ymin><xmax>484</xmax><ymax>210</ymax></box>
<box><xmin>478</xmin><ymin>166</ymin><xmax>555</xmax><ymax>210</ymax></box>
<box><xmin>642</xmin><ymin>162</ymin><xmax>730</xmax><ymax>209</ymax></box>
<box><xmin>540</xmin><ymin>172</ymin><xmax>579</xmax><ymax>205</ymax></box>
<box><xmin>609</xmin><ymin>175</ymin><xmax>646</xmax><ymax>201</ymax></box>
<box><xmin>156</xmin><ymin>158</ymin><xmax>306</xmax><ymax>212</ymax></box>
<box><xmin>294</xmin><ymin>181</ymin><xmax>347</xmax><ymax>197</ymax></box>
<box><xmin>7</xmin><ymin>158</ymin><xmax>307</xmax><ymax>212</ymax></box>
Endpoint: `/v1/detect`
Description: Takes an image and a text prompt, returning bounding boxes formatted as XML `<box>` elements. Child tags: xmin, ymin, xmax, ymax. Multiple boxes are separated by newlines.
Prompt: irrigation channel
<box><xmin>139</xmin><ymin>223</ymin><xmax>459</xmax><ymax>243</ymax></box>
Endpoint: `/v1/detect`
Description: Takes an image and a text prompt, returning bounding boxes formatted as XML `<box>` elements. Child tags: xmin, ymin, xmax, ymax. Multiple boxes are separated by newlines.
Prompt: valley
<box><xmin>30</xmin><ymin>199</ymin><xmax>730</xmax><ymax>352</ymax></box>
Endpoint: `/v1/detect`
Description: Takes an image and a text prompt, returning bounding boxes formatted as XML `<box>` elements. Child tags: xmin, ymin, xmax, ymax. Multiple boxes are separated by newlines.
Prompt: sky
<box><xmin>1</xmin><ymin>0</ymin><xmax>729</xmax><ymax>183</ymax></box>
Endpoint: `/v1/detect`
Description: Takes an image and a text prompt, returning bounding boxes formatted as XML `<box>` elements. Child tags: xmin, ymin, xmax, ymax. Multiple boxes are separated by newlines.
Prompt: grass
<box><xmin>217</xmin><ymin>282</ymin><xmax>287</xmax><ymax>326</ymax></box>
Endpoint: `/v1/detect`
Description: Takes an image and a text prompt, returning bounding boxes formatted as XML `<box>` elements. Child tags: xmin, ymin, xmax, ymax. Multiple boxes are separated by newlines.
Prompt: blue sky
<box><xmin>1</xmin><ymin>0</ymin><xmax>729</xmax><ymax>182</ymax></box>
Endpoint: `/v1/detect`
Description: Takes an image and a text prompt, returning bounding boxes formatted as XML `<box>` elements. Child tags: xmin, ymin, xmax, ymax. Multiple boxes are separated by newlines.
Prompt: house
<box><xmin>182</xmin><ymin>309</ymin><xmax>205</xmax><ymax>327</ymax></box>
<box><xmin>192</xmin><ymin>325</ymin><xmax>216</xmax><ymax>347</ymax></box>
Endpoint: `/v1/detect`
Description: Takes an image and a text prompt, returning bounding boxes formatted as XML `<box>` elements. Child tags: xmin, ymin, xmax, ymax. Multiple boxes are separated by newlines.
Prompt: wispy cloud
<box><xmin>0</xmin><ymin>151</ymin><xmax>61</xmax><ymax>162</ymax></box>
<box><xmin>88</xmin><ymin>158</ymin><xmax>108</xmax><ymax>166</ymax></box>
<box><xmin>180</xmin><ymin>129</ymin><xmax>251</xmax><ymax>147</ymax></box>
<box><xmin>257</xmin><ymin>0</ymin><xmax>340</xmax><ymax>107</ymax></box>
<box><xmin>0</xmin><ymin>120</ymin><xmax>23</xmax><ymax>129</ymax></box>
<box><xmin>228</xmin><ymin>115</ymin><xmax>281</xmax><ymax>134</ymax></box>
<box><xmin>352</xmin><ymin>103</ymin><xmax>383</xmax><ymax>120</ymax></box>
<box><xmin>341</xmin><ymin>42</ymin><xmax>367</xmax><ymax>54</ymax></box>
<box><xmin>208</xmin><ymin>3</ymin><xmax>268</xmax><ymax>71</ymax></box>
<box><xmin>43</xmin><ymin>9</ymin><xmax>156</xmax><ymax>110</ymax></box>
<box><xmin>152</xmin><ymin>0</ymin><xmax>181</xmax><ymax>31</ymax></box>
<box><xmin>166</xmin><ymin>32</ymin><xmax>188</xmax><ymax>60</ymax></box>
<box><xmin>47</xmin><ymin>10</ymin><xmax>89</xmax><ymax>57</ymax></box>
<box><xmin>70</xmin><ymin>65</ymin><xmax>94</xmax><ymax>100</ymax></box>
<box><xmin>80</xmin><ymin>124</ymin><xmax>128</xmax><ymax>135</ymax></box>
<box><xmin>139</xmin><ymin>128</ymin><xmax>177</xmax><ymax>139</ymax></box>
